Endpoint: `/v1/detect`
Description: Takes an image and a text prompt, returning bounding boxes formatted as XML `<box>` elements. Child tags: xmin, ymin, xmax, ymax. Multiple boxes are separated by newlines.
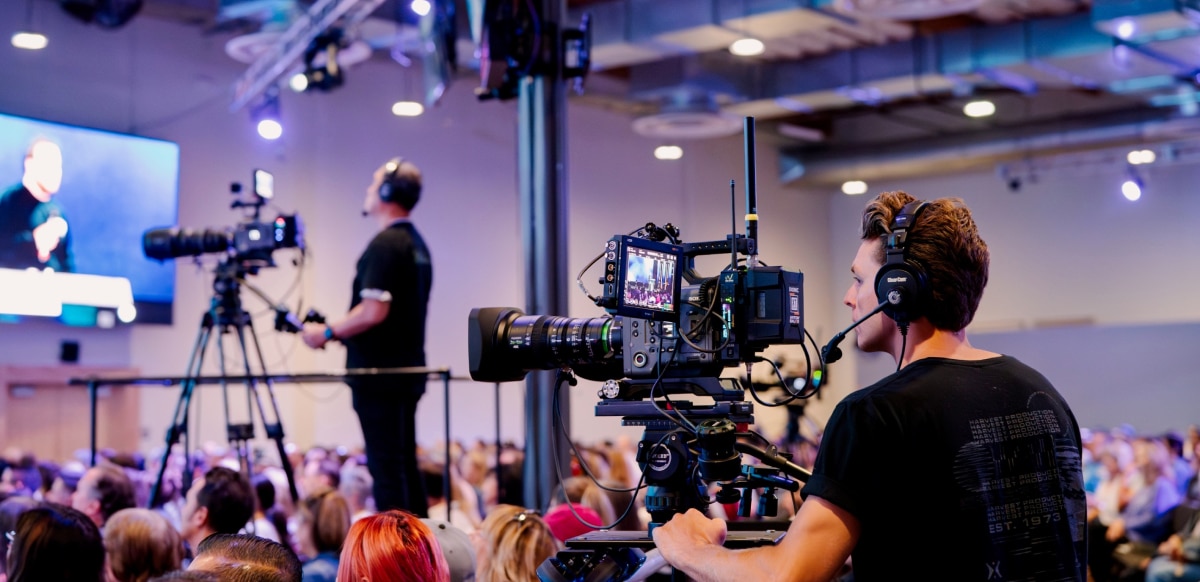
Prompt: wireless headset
<box><xmin>378</xmin><ymin>157</ymin><xmax>421</xmax><ymax>209</ymax></box>
<box><xmin>873</xmin><ymin>200</ymin><xmax>930</xmax><ymax>327</ymax></box>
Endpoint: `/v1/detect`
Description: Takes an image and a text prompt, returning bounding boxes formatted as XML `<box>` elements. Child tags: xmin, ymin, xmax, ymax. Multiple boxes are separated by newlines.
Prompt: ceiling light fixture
<box><xmin>654</xmin><ymin>145</ymin><xmax>683</xmax><ymax>160</ymax></box>
<box><xmin>729</xmin><ymin>38</ymin><xmax>764</xmax><ymax>57</ymax></box>
<box><xmin>841</xmin><ymin>180</ymin><xmax>868</xmax><ymax>195</ymax></box>
<box><xmin>963</xmin><ymin>100</ymin><xmax>996</xmax><ymax>118</ymax></box>
<box><xmin>1126</xmin><ymin>149</ymin><xmax>1156</xmax><ymax>165</ymax></box>
<box><xmin>1122</xmin><ymin>166</ymin><xmax>1143</xmax><ymax>201</ymax></box>
<box><xmin>411</xmin><ymin>0</ymin><xmax>432</xmax><ymax>16</ymax></box>
<box><xmin>12</xmin><ymin>0</ymin><xmax>47</xmax><ymax>50</ymax></box>
<box><xmin>391</xmin><ymin>101</ymin><xmax>424</xmax><ymax>117</ymax></box>
<box><xmin>251</xmin><ymin>87</ymin><xmax>283</xmax><ymax>141</ymax></box>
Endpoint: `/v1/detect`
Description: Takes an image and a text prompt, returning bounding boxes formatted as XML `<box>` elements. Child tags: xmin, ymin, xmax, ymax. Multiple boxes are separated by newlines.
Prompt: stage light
<box><xmin>1116</xmin><ymin>19</ymin><xmax>1136</xmax><ymax>39</ymax></box>
<box><xmin>729</xmin><ymin>38</ymin><xmax>764</xmax><ymax>57</ymax></box>
<box><xmin>117</xmin><ymin>303</ymin><xmax>137</xmax><ymax>323</ymax></box>
<box><xmin>411</xmin><ymin>0</ymin><xmax>432</xmax><ymax>16</ymax></box>
<box><xmin>1121</xmin><ymin>179</ymin><xmax>1141</xmax><ymax>201</ymax></box>
<box><xmin>11</xmin><ymin>32</ymin><xmax>47</xmax><ymax>50</ymax></box>
<box><xmin>391</xmin><ymin>101</ymin><xmax>424</xmax><ymax>117</ymax></box>
<box><xmin>288</xmin><ymin>73</ymin><xmax>308</xmax><ymax>92</ymax></box>
<box><xmin>841</xmin><ymin>180</ymin><xmax>868</xmax><ymax>195</ymax></box>
<box><xmin>251</xmin><ymin>87</ymin><xmax>283</xmax><ymax>140</ymax></box>
<box><xmin>963</xmin><ymin>100</ymin><xmax>995</xmax><ymax>118</ymax></box>
<box><xmin>654</xmin><ymin>145</ymin><xmax>683</xmax><ymax>160</ymax></box>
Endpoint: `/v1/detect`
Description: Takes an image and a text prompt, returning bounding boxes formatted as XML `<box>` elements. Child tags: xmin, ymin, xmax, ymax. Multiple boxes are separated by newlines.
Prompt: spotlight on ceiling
<box><xmin>841</xmin><ymin>180</ymin><xmax>868</xmax><ymax>195</ymax></box>
<box><xmin>11</xmin><ymin>32</ymin><xmax>48</xmax><ymax>50</ymax></box>
<box><xmin>288</xmin><ymin>73</ymin><xmax>308</xmax><ymax>93</ymax></box>
<box><xmin>1122</xmin><ymin>166</ymin><xmax>1143</xmax><ymax>201</ymax></box>
<box><xmin>654</xmin><ymin>145</ymin><xmax>683</xmax><ymax>160</ymax></box>
<box><xmin>391</xmin><ymin>101</ymin><xmax>424</xmax><ymax>117</ymax></box>
<box><xmin>729</xmin><ymin>38</ymin><xmax>764</xmax><ymax>57</ymax></box>
<box><xmin>411</xmin><ymin>0</ymin><xmax>432</xmax><ymax>16</ymax></box>
<box><xmin>963</xmin><ymin>100</ymin><xmax>996</xmax><ymax>118</ymax></box>
<box><xmin>251</xmin><ymin>88</ymin><xmax>283</xmax><ymax>141</ymax></box>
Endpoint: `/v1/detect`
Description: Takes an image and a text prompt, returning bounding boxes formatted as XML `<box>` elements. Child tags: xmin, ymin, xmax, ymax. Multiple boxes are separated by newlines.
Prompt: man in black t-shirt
<box><xmin>0</xmin><ymin>138</ymin><xmax>73</xmax><ymax>271</ymax></box>
<box><xmin>302</xmin><ymin>157</ymin><xmax>432</xmax><ymax>516</ymax></box>
<box><xmin>653</xmin><ymin>191</ymin><xmax>1086</xmax><ymax>581</ymax></box>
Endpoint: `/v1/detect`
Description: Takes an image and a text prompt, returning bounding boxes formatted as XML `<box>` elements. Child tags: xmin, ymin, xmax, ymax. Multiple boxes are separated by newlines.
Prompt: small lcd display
<box><xmin>616</xmin><ymin>237</ymin><xmax>682</xmax><ymax>320</ymax></box>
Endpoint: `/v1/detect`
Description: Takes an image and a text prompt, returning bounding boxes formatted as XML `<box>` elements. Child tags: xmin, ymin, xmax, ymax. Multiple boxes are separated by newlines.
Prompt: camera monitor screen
<box><xmin>0</xmin><ymin>112</ymin><xmax>179</xmax><ymax>326</ymax></box>
<box><xmin>616</xmin><ymin>237</ymin><xmax>682</xmax><ymax>321</ymax></box>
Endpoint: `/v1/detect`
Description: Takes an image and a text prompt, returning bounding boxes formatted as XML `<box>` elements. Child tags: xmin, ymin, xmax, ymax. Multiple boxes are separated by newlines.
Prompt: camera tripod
<box><xmin>149</xmin><ymin>258</ymin><xmax>299</xmax><ymax>508</ymax></box>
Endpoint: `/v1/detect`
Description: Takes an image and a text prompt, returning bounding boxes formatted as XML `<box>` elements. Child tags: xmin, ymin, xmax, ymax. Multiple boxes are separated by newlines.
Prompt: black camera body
<box><xmin>142</xmin><ymin>174</ymin><xmax>303</xmax><ymax>268</ymax></box>
<box><xmin>469</xmin><ymin>231</ymin><xmax>803</xmax><ymax>385</ymax></box>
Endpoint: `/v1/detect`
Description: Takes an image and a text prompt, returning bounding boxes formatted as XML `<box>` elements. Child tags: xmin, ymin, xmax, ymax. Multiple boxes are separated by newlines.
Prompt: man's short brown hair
<box><xmin>860</xmin><ymin>191</ymin><xmax>989</xmax><ymax>332</ymax></box>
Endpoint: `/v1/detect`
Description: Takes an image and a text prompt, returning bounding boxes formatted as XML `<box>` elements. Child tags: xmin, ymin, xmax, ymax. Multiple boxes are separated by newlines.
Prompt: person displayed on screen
<box><xmin>651</xmin><ymin>191</ymin><xmax>1087</xmax><ymax>581</ymax></box>
<box><xmin>0</xmin><ymin>138</ymin><xmax>73</xmax><ymax>272</ymax></box>
<box><xmin>301</xmin><ymin>156</ymin><xmax>433</xmax><ymax>517</ymax></box>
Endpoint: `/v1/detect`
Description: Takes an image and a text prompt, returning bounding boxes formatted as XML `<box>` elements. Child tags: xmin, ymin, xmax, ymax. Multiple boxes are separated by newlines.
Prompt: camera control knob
<box><xmin>633</xmin><ymin>352</ymin><xmax>648</xmax><ymax>368</ymax></box>
<box><xmin>599</xmin><ymin>380</ymin><xmax>620</xmax><ymax>399</ymax></box>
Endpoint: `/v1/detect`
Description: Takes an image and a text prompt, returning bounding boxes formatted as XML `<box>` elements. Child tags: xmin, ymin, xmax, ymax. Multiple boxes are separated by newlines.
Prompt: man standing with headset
<box><xmin>653</xmin><ymin>191</ymin><xmax>1086</xmax><ymax>581</ymax></box>
<box><xmin>303</xmin><ymin>157</ymin><xmax>432</xmax><ymax>516</ymax></box>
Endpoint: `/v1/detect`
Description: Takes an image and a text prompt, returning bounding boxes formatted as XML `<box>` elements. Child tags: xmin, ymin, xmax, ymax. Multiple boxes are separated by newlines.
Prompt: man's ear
<box><xmin>192</xmin><ymin>505</ymin><xmax>209</xmax><ymax>528</ymax></box>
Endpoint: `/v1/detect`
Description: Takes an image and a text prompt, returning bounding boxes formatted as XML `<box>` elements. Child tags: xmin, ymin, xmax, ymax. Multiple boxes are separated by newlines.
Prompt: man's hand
<box><xmin>32</xmin><ymin>216</ymin><xmax>68</xmax><ymax>263</ymax></box>
<box><xmin>652</xmin><ymin>509</ymin><xmax>727</xmax><ymax>568</ymax></box>
<box><xmin>302</xmin><ymin>323</ymin><xmax>330</xmax><ymax>349</ymax></box>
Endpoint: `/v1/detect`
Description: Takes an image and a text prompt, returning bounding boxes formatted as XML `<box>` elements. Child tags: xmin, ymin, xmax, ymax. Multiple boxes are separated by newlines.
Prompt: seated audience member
<box><xmin>188</xmin><ymin>533</ymin><xmax>301</xmax><ymax>582</ymax></box>
<box><xmin>6</xmin><ymin>503</ymin><xmax>105</xmax><ymax>582</ymax></box>
<box><xmin>181</xmin><ymin>467</ymin><xmax>257</xmax><ymax>552</ymax></box>
<box><xmin>300</xmin><ymin>457</ymin><xmax>339</xmax><ymax>499</ymax></box>
<box><xmin>0</xmin><ymin>496</ymin><xmax>38</xmax><ymax>581</ymax></box>
<box><xmin>104</xmin><ymin>508</ymin><xmax>186</xmax><ymax>582</ymax></box>
<box><xmin>46</xmin><ymin>462</ymin><xmax>84</xmax><ymax>506</ymax></box>
<box><xmin>295</xmin><ymin>489</ymin><xmax>351</xmax><ymax>582</ymax></box>
<box><xmin>338</xmin><ymin>463</ymin><xmax>374</xmax><ymax>523</ymax></box>
<box><xmin>473</xmin><ymin>505</ymin><xmax>558</xmax><ymax>582</ymax></box>
<box><xmin>422</xmin><ymin>519</ymin><xmax>477</xmax><ymax>582</ymax></box>
<box><xmin>0</xmin><ymin>459</ymin><xmax>41</xmax><ymax>498</ymax></box>
<box><xmin>1095</xmin><ymin>437</ymin><xmax>1183</xmax><ymax>582</ymax></box>
<box><xmin>424</xmin><ymin>465</ymin><xmax>479</xmax><ymax>532</ymax></box>
<box><xmin>73</xmin><ymin>462</ymin><xmax>137</xmax><ymax>529</ymax></box>
<box><xmin>542</xmin><ymin>503</ymin><xmax>603</xmax><ymax>544</ymax></box>
<box><xmin>247</xmin><ymin>475</ymin><xmax>283</xmax><ymax>543</ymax></box>
<box><xmin>338</xmin><ymin>510</ymin><xmax>449</xmax><ymax>582</ymax></box>
<box><xmin>1144</xmin><ymin>505</ymin><xmax>1200</xmax><ymax>582</ymax></box>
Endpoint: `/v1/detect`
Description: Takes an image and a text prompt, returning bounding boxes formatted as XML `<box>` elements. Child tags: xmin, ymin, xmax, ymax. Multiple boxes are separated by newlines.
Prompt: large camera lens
<box><xmin>142</xmin><ymin>227</ymin><xmax>231</xmax><ymax>261</ymax></box>
<box><xmin>469</xmin><ymin>307</ymin><xmax>623</xmax><ymax>382</ymax></box>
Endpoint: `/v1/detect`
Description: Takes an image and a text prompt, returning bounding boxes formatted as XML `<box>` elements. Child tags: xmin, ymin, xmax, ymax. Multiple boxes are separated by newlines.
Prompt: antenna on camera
<box><xmin>743</xmin><ymin>117</ymin><xmax>759</xmax><ymax>269</ymax></box>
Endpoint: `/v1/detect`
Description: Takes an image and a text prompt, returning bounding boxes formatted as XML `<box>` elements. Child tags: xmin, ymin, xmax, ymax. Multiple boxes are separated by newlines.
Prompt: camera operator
<box><xmin>302</xmin><ymin>157</ymin><xmax>432</xmax><ymax>517</ymax></box>
<box><xmin>652</xmin><ymin>191</ymin><xmax>1086</xmax><ymax>581</ymax></box>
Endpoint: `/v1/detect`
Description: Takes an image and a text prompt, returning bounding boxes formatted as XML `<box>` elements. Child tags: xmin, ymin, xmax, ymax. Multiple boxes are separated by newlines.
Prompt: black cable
<box><xmin>897</xmin><ymin>322</ymin><xmax>909</xmax><ymax>373</ymax></box>
<box><xmin>550</xmin><ymin>373</ymin><xmax>659</xmax><ymax>530</ymax></box>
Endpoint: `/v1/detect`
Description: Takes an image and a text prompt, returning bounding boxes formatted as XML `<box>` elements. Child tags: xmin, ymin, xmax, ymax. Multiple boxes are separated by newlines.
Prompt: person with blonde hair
<box><xmin>473</xmin><ymin>505</ymin><xmax>559</xmax><ymax>582</ymax></box>
<box><xmin>103</xmin><ymin>508</ymin><xmax>185</xmax><ymax>582</ymax></box>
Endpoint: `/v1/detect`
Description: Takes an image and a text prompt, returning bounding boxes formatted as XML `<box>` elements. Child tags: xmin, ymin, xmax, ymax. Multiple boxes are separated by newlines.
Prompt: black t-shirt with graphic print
<box><xmin>801</xmin><ymin>356</ymin><xmax>1086</xmax><ymax>582</ymax></box>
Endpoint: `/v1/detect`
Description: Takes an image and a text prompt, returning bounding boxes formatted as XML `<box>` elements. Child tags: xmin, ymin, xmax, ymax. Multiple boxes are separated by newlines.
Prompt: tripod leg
<box><xmin>216</xmin><ymin>320</ymin><xmax>253</xmax><ymax>475</ymax></box>
<box><xmin>242</xmin><ymin>318</ymin><xmax>300</xmax><ymax>504</ymax></box>
<box><xmin>150</xmin><ymin>313</ymin><xmax>214</xmax><ymax>508</ymax></box>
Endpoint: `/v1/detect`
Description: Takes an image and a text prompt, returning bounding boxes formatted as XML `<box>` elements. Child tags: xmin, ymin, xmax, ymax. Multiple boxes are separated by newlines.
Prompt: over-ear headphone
<box><xmin>874</xmin><ymin>200</ymin><xmax>930</xmax><ymax>327</ymax></box>
<box><xmin>378</xmin><ymin>157</ymin><xmax>420</xmax><ymax>209</ymax></box>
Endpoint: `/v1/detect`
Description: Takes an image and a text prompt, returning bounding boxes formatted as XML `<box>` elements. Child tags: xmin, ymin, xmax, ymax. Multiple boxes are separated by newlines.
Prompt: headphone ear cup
<box><xmin>379</xmin><ymin>181</ymin><xmax>392</xmax><ymax>202</ymax></box>
<box><xmin>874</xmin><ymin>262</ymin><xmax>926</xmax><ymax>324</ymax></box>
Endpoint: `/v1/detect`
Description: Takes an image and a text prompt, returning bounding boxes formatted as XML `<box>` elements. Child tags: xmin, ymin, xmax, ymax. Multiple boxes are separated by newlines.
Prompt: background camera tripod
<box><xmin>149</xmin><ymin>258</ymin><xmax>299</xmax><ymax>508</ymax></box>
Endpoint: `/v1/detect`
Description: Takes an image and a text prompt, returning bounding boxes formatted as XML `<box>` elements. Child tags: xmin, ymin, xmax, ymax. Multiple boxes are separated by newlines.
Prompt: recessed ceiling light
<box><xmin>963</xmin><ymin>100</ymin><xmax>996</xmax><ymax>118</ymax></box>
<box><xmin>391</xmin><ymin>101</ymin><xmax>424</xmax><ymax>117</ymax></box>
<box><xmin>654</xmin><ymin>145</ymin><xmax>683</xmax><ymax>160</ymax></box>
<box><xmin>729</xmin><ymin>38</ymin><xmax>764</xmax><ymax>57</ymax></box>
<box><xmin>841</xmin><ymin>180</ymin><xmax>868</xmax><ymax>195</ymax></box>
<box><xmin>11</xmin><ymin>32</ymin><xmax>47</xmax><ymax>50</ymax></box>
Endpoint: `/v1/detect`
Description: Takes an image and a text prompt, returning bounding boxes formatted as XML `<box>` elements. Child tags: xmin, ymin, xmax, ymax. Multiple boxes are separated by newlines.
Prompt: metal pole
<box><xmin>520</xmin><ymin>0</ymin><xmax>571</xmax><ymax>512</ymax></box>
<box><xmin>89</xmin><ymin>379</ymin><xmax>98</xmax><ymax>466</ymax></box>
<box><xmin>443</xmin><ymin>372</ymin><xmax>451</xmax><ymax>516</ymax></box>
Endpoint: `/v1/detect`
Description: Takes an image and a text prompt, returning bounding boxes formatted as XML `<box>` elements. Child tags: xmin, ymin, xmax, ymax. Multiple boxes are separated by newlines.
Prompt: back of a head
<box><xmin>379</xmin><ymin>158</ymin><xmax>423</xmax><ymax>212</ymax></box>
<box><xmin>338</xmin><ymin>464</ymin><xmax>373</xmax><ymax>511</ymax></box>
<box><xmin>298</xmin><ymin>489</ymin><xmax>351</xmax><ymax>555</ymax></box>
<box><xmin>200</xmin><ymin>467</ymin><xmax>256</xmax><ymax>535</ymax></box>
<box><xmin>477</xmin><ymin>505</ymin><xmax>559</xmax><ymax>582</ymax></box>
<box><xmin>92</xmin><ymin>463</ymin><xmax>137</xmax><ymax>523</ymax></box>
<box><xmin>338</xmin><ymin>509</ymin><xmax>449</xmax><ymax>582</ymax></box>
<box><xmin>105</xmin><ymin>508</ymin><xmax>185</xmax><ymax>582</ymax></box>
<box><xmin>860</xmin><ymin>191</ymin><xmax>990</xmax><ymax>332</ymax></box>
<box><xmin>0</xmin><ymin>496</ymin><xmax>39</xmax><ymax>573</ymax></box>
<box><xmin>7</xmin><ymin>503</ymin><xmax>105</xmax><ymax>582</ymax></box>
<box><xmin>191</xmin><ymin>533</ymin><xmax>301</xmax><ymax>582</ymax></box>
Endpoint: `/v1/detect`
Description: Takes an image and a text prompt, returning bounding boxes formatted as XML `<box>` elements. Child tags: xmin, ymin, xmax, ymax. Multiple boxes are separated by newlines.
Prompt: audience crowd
<box><xmin>0</xmin><ymin>423</ymin><xmax>1197</xmax><ymax>581</ymax></box>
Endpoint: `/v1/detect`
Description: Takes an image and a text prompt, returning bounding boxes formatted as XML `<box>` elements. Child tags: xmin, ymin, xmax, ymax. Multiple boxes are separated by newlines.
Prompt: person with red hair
<box><xmin>338</xmin><ymin>509</ymin><xmax>449</xmax><ymax>582</ymax></box>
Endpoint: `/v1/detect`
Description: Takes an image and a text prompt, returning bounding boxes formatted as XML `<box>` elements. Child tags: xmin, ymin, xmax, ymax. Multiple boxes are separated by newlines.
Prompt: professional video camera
<box><xmin>142</xmin><ymin>169</ymin><xmax>303</xmax><ymax>268</ymax></box>
<box><xmin>470</xmin><ymin>119</ymin><xmax>818</xmax><ymax>581</ymax></box>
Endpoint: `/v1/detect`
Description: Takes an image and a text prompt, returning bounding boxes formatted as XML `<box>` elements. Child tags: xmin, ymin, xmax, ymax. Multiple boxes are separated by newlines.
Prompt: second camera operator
<box><xmin>302</xmin><ymin>157</ymin><xmax>432</xmax><ymax>517</ymax></box>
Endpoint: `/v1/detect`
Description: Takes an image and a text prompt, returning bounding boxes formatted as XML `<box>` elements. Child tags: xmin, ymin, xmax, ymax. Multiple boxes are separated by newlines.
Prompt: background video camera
<box><xmin>142</xmin><ymin>169</ymin><xmax>303</xmax><ymax>268</ymax></box>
